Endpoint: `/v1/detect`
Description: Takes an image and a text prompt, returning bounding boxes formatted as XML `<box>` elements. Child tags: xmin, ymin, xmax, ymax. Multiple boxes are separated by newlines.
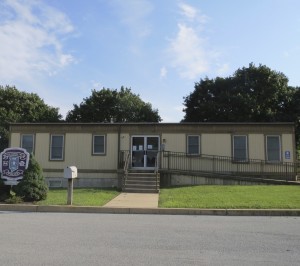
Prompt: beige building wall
<box><xmin>202</xmin><ymin>134</ymin><xmax>231</xmax><ymax>157</ymax></box>
<box><xmin>11</xmin><ymin>132</ymin><xmax>119</xmax><ymax>171</ymax></box>
<box><xmin>120</xmin><ymin>133</ymin><xmax>130</xmax><ymax>151</ymax></box>
<box><xmin>282</xmin><ymin>133</ymin><xmax>294</xmax><ymax>162</ymax></box>
<box><xmin>63</xmin><ymin>133</ymin><xmax>118</xmax><ymax>170</ymax></box>
<box><xmin>35</xmin><ymin>133</ymin><xmax>50</xmax><ymax>164</ymax></box>
<box><xmin>161</xmin><ymin>133</ymin><xmax>186</xmax><ymax>153</ymax></box>
<box><xmin>10</xmin><ymin>133</ymin><xmax>20</xmax><ymax>148</ymax></box>
<box><xmin>248</xmin><ymin>134</ymin><xmax>265</xmax><ymax>160</ymax></box>
<box><xmin>10</xmin><ymin>131</ymin><xmax>296</xmax><ymax>165</ymax></box>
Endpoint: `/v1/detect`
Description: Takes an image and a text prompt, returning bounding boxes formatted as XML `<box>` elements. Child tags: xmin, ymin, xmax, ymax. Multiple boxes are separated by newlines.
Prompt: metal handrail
<box><xmin>160</xmin><ymin>151</ymin><xmax>297</xmax><ymax>181</ymax></box>
<box><xmin>118</xmin><ymin>150</ymin><xmax>297</xmax><ymax>182</ymax></box>
<box><xmin>154</xmin><ymin>152</ymin><xmax>160</xmax><ymax>190</ymax></box>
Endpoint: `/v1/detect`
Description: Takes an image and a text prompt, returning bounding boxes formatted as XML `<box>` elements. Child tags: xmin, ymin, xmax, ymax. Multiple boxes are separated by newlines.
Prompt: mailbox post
<box><xmin>64</xmin><ymin>166</ymin><xmax>77</xmax><ymax>205</ymax></box>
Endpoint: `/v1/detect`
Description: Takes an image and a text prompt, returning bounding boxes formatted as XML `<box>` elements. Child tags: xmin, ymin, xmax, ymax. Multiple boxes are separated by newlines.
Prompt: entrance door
<box><xmin>131</xmin><ymin>136</ymin><xmax>160</xmax><ymax>169</ymax></box>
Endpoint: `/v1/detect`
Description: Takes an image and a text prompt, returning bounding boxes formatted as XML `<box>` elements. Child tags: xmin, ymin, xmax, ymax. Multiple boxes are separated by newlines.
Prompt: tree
<box><xmin>13</xmin><ymin>153</ymin><xmax>48</xmax><ymax>202</ymax></box>
<box><xmin>0</xmin><ymin>85</ymin><xmax>62</xmax><ymax>151</ymax></box>
<box><xmin>288</xmin><ymin>87</ymin><xmax>300</xmax><ymax>149</ymax></box>
<box><xmin>66</xmin><ymin>86</ymin><xmax>162</xmax><ymax>122</ymax></box>
<box><xmin>183</xmin><ymin>63</ymin><xmax>295</xmax><ymax>122</ymax></box>
<box><xmin>182</xmin><ymin>63</ymin><xmax>300</xmax><ymax>147</ymax></box>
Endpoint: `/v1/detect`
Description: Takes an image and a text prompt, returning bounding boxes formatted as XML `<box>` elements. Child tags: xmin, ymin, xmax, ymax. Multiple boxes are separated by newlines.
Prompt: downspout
<box><xmin>118</xmin><ymin>125</ymin><xmax>121</xmax><ymax>168</ymax></box>
<box><xmin>117</xmin><ymin>124</ymin><xmax>122</xmax><ymax>190</ymax></box>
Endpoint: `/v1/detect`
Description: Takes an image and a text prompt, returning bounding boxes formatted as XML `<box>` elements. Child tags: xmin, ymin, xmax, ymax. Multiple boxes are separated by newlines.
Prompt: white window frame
<box><xmin>50</xmin><ymin>134</ymin><xmax>64</xmax><ymax>161</ymax></box>
<box><xmin>266</xmin><ymin>135</ymin><xmax>281</xmax><ymax>162</ymax></box>
<box><xmin>232</xmin><ymin>135</ymin><xmax>248</xmax><ymax>162</ymax></box>
<box><xmin>21</xmin><ymin>134</ymin><xmax>34</xmax><ymax>154</ymax></box>
<box><xmin>187</xmin><ymin>135</ymin><xmax>200</xmax><ymax>155</ymax></box>
<box><xmin>92</xmin><ymin>135</ymin><xmax>106</xmax><ymax>155</ymax></box>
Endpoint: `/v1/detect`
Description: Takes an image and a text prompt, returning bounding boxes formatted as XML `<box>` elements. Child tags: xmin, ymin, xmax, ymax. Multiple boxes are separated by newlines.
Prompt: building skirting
<box><xmin>46</xmin><ymin>177</ymin><xmax>118</xmax><ymax>188</ymax></box>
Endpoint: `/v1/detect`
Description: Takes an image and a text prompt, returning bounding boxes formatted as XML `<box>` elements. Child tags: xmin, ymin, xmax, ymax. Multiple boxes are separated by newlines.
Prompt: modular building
<box><xmin>9</xmin><ymin>122</ymin><xmax>297</xmax><ymax>188</ymax></box>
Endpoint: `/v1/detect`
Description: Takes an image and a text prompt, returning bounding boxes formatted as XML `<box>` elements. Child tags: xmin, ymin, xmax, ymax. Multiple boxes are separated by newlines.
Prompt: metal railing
<box><xmin>160</xmin><ymin>151</ymin><xmax>297</xmax><ymax>181</ymax></box>
<box><xmin>154</xmin><ymin>152</ymin><xmax>160</xmax><ymax>190</ymax></box>
<box><xmin>121</xmin><ymin>151</ymin><xmax>130</xmax><ymax>189</ymax></box>
<box><xmin>119</xmin><ymin>150</ymin><xmax>298</xmax><ymax>181</ymax></box>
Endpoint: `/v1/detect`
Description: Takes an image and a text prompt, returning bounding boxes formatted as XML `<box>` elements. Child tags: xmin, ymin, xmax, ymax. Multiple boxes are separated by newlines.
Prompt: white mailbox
<box><xmin>64</xmin><ymin>166</ymin><xmax>78</xmax><ymax>179</ymax></box>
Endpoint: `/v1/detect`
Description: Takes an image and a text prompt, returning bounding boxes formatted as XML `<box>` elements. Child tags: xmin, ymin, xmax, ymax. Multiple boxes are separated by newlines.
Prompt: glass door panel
<box><xmin>146</xmin><ymin>137</ymin><xmax>159</xmax><ymax>167</ymax></box>
<box><xmin>132</xmin><ymin>137</ymin><xmax>145</xmax><ymax>167</ymax></box>
<box><xmin>131</xmin><ymin>136</ymin><xmax>160</xmax><ymax>169</ymax></box>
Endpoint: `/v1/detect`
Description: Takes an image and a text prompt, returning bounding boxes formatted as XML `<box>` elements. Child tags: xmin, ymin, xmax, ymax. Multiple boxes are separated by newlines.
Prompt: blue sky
<box><xmin>1</xmin><ymin>0</ymin><xmax>300</xmax><ymax>122</ymax></box>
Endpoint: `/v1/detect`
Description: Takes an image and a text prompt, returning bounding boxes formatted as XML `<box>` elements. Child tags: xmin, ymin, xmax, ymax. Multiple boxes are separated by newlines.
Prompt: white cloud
<box><xmin>216</xmin><ymin>63</ymin><xmax>230</xmax><ymax>76</ymax></box>
<box><xmin>0</xmin><ymin>0</ymin><xmax>75</xmax><ymax>82</ymax></box>
<box><xmin>91</xmin><ymin>80</ymin><xmax>103</xmax><ymax>90</ymax></box>
<box><xmin>110</xmin><ymin>0</ymin><xmax>153</xmax><ymax>38</ymax></box>
<box><xmin>179</xmin><ymin>2</ymin><xmax>197</xmax><ymax>20</ymax></box>
<box><xmin>160</xmin><ymin>66</ymin><xmax>167</xmax><ymax>78</ymax></box>
<box><xmin>178</xmin><ymin>2</ymin><xmax>209</xmax><ymax>24</ymax></box>
<box><xmin>169</xmin><ymin>23</ymin><xmax>209</xmax><ymax>79</ymax></box>
<box><xmin>168</xmin><ymin>2</ymin><xmax>226</xmax><ymax>80</ymax></box>
<box><xmin>60</xmin><ymin>54</ymin><xmax>75</xmax><ymax>67</ymax></box>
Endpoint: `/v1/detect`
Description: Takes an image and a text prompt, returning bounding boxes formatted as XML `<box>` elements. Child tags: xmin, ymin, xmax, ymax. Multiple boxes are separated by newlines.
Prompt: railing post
<box><xmin>122</xmin><ymin>151</ymin><xmax>130</xmax><ymax>191</ymax></box>
<box><xmin>154</xmin><ymin>151</ymin><xmax>159</xmax><ymax>191</ymax></box>
<box><xmin>260</xmin><ymin>160</ymin><xmax>264</xmax><ymax>178</ymax></box>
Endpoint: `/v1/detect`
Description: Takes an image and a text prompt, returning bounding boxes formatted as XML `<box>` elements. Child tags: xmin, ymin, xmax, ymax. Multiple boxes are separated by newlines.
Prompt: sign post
<box><xmin>0</xmin><ymin>148</ymin><xmax>29</xmax><ymax>186</ymax></box>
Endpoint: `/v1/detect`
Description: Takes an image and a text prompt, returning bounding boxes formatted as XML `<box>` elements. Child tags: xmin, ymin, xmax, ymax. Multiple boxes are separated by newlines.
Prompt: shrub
<box><xmin>0</xmin><ymin>178</ymin><xmax>11</xmax><ymax>201</ymax></box>
<box><xmin>5</xmin><ymin>195</ymin><xmax>23</xmax><ymax>204</ymax></box>
<box><xmin>13</xmin><ymin>154</ymin><xmax>48</xmax><ymax>202</ymax></box>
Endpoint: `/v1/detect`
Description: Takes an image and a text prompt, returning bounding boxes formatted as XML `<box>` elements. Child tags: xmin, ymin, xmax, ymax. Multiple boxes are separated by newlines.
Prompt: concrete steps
<box><xmin>123</xmin><ymin>172</ymin><xmax>160</xmax><ymax>193</ymax></box>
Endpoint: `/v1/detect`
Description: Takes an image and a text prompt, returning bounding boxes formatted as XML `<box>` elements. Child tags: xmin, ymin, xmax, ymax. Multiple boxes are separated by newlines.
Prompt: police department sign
<box><xmin>0</xmin><ymin>148</ymin><xmax>29</xmax><ymax>185</ymax></box>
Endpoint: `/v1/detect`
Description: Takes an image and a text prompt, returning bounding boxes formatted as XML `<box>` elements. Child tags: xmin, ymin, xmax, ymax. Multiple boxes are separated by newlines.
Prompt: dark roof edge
<box><xmin>9</xmin><ymin>122</ymin><xmax>295</xmax><ymax>126</ymax></box>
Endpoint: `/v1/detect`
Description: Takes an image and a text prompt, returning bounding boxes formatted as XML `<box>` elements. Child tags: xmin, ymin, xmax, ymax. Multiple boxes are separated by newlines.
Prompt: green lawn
<box><xmin>38</xmin><ymin>185</ymin><xmax>300</xmax><ymax>209</ymax></box>
<box><xmin>38</xmin><ymin>188</ymin><xmax>119</xmax><ymax>206</ymax></box>
<box><xmin>159</xmin><ymin>185</ymin><xmax>300</xmax><ymax>209</ymax></box>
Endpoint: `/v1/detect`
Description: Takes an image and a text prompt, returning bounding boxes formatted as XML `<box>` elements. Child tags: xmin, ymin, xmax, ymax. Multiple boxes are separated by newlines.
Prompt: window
<box><xmin>93</xmin><ymin>135</ymin><xmax>105</xmax><ymax>155</ymax></box>
<box><xmin>21</xmin><ymin>134</ymin><xmax>34</xmax><ymax>154</ymax></box>
<box><xmin>233</xmin><ymin>135</ymin><xmax>248</xmax><ymax>162</ymax></box>
<box><xmin>266</xmin><ymin>135</ymin><xmax>281</xmax><ymax>162</ymax></box>
<box><xmin>50</xmin><ymin>135</ymin><xmax>64</xmax><ymax>160</ymax></box>
<box><xmin>187</xmin><ymin>135</ymin><xmax>200</xmax><ymax>155</ymax></box>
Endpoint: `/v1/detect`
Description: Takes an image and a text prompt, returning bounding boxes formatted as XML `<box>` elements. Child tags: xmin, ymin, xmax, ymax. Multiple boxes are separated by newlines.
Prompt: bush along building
<box><xmin>9</xmin><ymin>122</ymin><xmax>297</xmax><ymax>192</ymax></box>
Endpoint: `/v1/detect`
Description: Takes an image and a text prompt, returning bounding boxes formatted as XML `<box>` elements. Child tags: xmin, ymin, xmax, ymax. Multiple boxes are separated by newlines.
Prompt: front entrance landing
<box><xmin>103</xmin><ymin>193</ymin><xmax>159</xmax><ymax>208</ymax></box>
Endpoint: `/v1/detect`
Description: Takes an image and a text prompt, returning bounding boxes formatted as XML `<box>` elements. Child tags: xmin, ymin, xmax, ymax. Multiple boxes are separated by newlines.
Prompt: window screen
<box><xmin>233</xmin><ymin>135</ymin><xmax>248</xmax><ymax>161</ymax></box>
<box><xmin>93</xmin><ymin>135</ymin><xmax>105</xmax><ymax>154</ymax></box>
<box><xmin>50</xmin><ymin>135</ymin><xmax>64</xmax><ymax>160</ymax></box>
<box><xmin>187</xmin><ymin>135</ymin><xmax>200</xmax><ymax>155</ymax></box>
<box><xmin>21</xmin><ymin>134</ymin><xmax>34</xmax><ymax>154</ymax></box>
<box><xmin>266</xmin><ymin>136</ymin><xmax>281</xmax><ymax>162</ymax></box>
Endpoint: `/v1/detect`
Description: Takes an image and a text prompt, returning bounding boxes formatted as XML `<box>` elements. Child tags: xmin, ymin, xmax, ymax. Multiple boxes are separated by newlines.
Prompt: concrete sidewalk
<box><xmin>103</xmin><ymin>193</ymin><xmax>159</xmax><ymax>208</ymax></box>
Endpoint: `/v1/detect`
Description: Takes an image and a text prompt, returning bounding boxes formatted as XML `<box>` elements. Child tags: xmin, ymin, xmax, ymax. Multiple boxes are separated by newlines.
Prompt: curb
<box><xmin>0</xmin><ymin>204</ymin><xmax>300</xmax><ymax>216</ymax></box>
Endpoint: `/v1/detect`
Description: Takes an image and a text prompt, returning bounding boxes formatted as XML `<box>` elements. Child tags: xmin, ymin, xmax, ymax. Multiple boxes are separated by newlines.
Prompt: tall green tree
<box><xmin>183</xmin><ymin>63</ymin><xmax>295</xmax><ymax>122</ymax></box>
<box><xmin>288</xmin><ymin>87</ymin><xmax>300</xmax><ymax>149</ymax></box>
<box><xmin>182</xmin><ymin>63</ymin><xmax>300</xmax><ymax>147</ymax></box>
<box><xmin>0</xmin><ymin>85</ymin><xmax>62</xmax><ymax>151</ymax></box>
<box><xmin>66</xmin><ymin>87</ymin><xmax>162</xmax><ymax>122</ymax></box>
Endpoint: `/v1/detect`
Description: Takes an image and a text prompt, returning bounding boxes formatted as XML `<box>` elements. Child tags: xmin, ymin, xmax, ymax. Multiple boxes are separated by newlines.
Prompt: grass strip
<box><xmin>159</xmin><ymin>185</ymin><xmax>300</xmax><ymax>209</ymax></box>
<box><xmin>38</xmin><ymin>188</ymin><xmax>119</xmax><ymax>206</ymax></box>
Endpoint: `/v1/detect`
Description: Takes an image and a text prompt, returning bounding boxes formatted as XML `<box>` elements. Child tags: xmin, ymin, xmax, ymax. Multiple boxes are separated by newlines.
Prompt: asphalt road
<box><xmin>0</xmin><ymin>212</ymin><xmax>299</xmax><ymax>266</ymax></box>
